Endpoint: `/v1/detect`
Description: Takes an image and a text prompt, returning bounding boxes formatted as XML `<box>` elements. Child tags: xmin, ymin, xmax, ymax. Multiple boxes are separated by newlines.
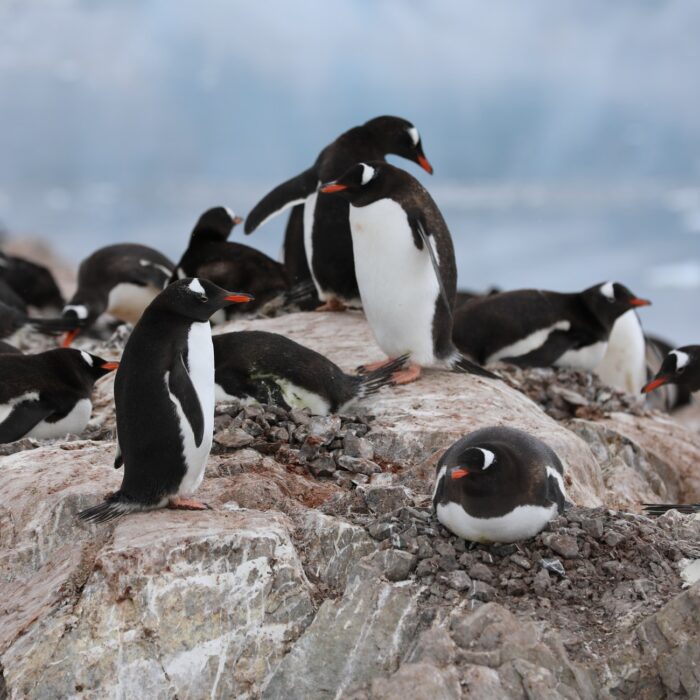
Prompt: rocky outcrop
<box><xmin>2</xmin><ymin>309</ymin><xmax>700</xmax><ymax>699</ymax></box>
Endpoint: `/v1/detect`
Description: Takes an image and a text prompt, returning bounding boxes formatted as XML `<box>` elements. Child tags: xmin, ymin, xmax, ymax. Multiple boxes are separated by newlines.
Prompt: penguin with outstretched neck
<box><xmin>319</xmin><ymin>161</ymin><xmax>495</xmax><ymax>384</ymax></box>
<box><xmin>642</xmin><ymin>345</ymin><xmax>700</xmax><ymax>396</ymax></box>
<box><xmin>244</xmin><ymin>116</ymin><xmax>433</xmax><ymax>311</ymax></box>
<box><xmin>79</xmin><ymin>278</ymin><xmax>253</xmax><ymax>523</ymax></box>
<box><xmin>170</xmin><ymin>207</ymin><xmax>289</xmax><ymax>318</ymax></box>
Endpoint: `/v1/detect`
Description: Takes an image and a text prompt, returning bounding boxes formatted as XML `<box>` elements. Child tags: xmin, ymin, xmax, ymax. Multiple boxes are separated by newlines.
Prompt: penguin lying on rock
<box><xmin>79</xmin><ymin>278</ymin><xmax>253</xmax><ymax>523</ymax></box>
<box><xmin>433</xmin><ymin>426</ymin><xmax>567</xmax><ymax>543</ymax></box>
<box><xmin>213</xmin><ymin>330</ymin><xmax>407</xmax><ymax>415</ymax></box>
<box><xmin>320</xmin><ymin>161</ymin><xmax>496</xmax><ymax>384</ymax></box>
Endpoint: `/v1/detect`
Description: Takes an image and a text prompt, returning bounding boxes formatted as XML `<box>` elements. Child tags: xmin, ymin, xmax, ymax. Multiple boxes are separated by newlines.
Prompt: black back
<box><xmin>0</xmin><ymin>340</ymin><xmax>21</xmax><ymax>355</ymax></box>
<box><xmin>433</xmin><ymin>426</ymin><xmax>565</xmax><ymax>518</ymax></box>
<box><xmin>0</xmin><ymin>252</ymin><xmax>64</xmax><ymax>309</ymax></box>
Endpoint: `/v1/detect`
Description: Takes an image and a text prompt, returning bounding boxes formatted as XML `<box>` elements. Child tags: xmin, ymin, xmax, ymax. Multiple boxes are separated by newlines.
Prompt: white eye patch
<box><xmin>64</xmin><ymin>304</ymin><xmax>88</xmax><ymax>320</ymax></box>
<box><xmin>224</xmin><ymin>207</ymin><xmax>238</xmax><ymax>221</ymax></box>
<box><xmin>407</xmin><ymin>126</ymin><xmax>419</xmax><ymax>146</ymax></box>
<box><xmin>80</xmin><ymin>351</ymin><xmax>93</xmax><ymax>366</ymax></box>
<box><xmin>360</xmin><ymin>163</ymin><xmax>376</xmax><ymax>186</ymax></box>
<box><xmin>479</xmin><ymin>448</ymin><xmax>496</xmax><ymax>469</ymax></box>
<box><xmin>188</xmin><ymin>278</ymin><xmax>205</xmax><ymax>295</ymax></box>
<box><xmin>600</xmin><ymin>282</ymin><xmax>615</xmax><ymax>300</ymax></box>
<box><xmin>671</xmin><ymin>349</ymin><xmax>690</xmax><ymax>370</ymax></box>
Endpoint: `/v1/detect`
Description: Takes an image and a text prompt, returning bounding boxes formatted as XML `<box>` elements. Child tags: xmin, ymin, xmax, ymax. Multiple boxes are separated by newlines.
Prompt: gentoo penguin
<box><xmin>453</xmin><ymin>282</ymin><xmax>651</xmax><ymax>371</ymax></box>
<box><xmin>0</xmin><ymin>340</ymin><xmax>21</xmax><ymax>354</ymax></box>
<box><xmin>213</xmin><ymin>330</ymin><xmax>406</xmax><ymax>415</ymax></box>
<box><xmin>0</xmin><ymin>278</ymin><xmax>29</xmax><ymax>312</ymax></box>
<box><xmin>594</xmin><ymin>310</ymin><xmax>647</xmax><ymax>394</ymax></box>
<box><xmin>320</xmin><ymin>161</ymin><xmax>495</xmax><ymax>384</ymax></box>
<box><xmin>244</xmin><ymin>116</ymin><xmax>433</xmax><ymax>310</ymax></box>
<box><xmin>0</xmin><ymin>300</ymin><xmax>80</xmax><ymax>340</ymax></box>
<box><xmin>433</xmin><ymin>426</ymin><xmax>567</xmax><ymax>543</ymax></box>
<box><xmin>61</xmin><ymin>243</ymin><xmax>175</xmax><ymax>345</ymax></box>
<box><xmin>0</xmin><ymin>348</ymin><xmax>118</xmax><ymax>443</ymax></box>
<box><xmin>642</xmin><ymin>345</ymin><xmax>700</xmax><ymax>396</ymax></box>
<box><xmin>170</xmin><ymin>207</ymin><xmax>289</xmax><ymax>318</ymax></box>
<box><xmin>643</xmin><ymin>335</ymin><xmax>692</xmax><ymax>411</ymax></box>
<box><xmin>0</xmin><ymin>251</ymin><xmax>64</xmax><ymax>310</ymax></box>
<box><xmin>78</xmin><ymin>278</ymin><xmax>253</xmax><ymax>523</ymax></box>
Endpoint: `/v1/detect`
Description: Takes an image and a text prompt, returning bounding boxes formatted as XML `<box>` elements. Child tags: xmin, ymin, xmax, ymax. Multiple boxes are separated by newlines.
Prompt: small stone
<box><xmin>533</xmin><ymin>568</ymin><xmax>551</xmax><ymax>595</ymax></box>
<box><xmin>289</xmin><ymin>408</ymin><xmax>311</xmax><ymax>425</ymax></box>
<box><xmin>269</xmin><ymin>427</ymin><xmax>290</xmax><ymax>443</ymax></box>
<box><xmin>434</xmin><ymin>540</ymin><xmax>456</xmax><ymax>558</ymax></box>
<box><xmin>242</xmin><ymin>419</ymin><xmax>263</xmax><ymax>437</ymax></box>
<box><xmin>540</xmin><ymin>558</ymin><xmax>566</xmax><ymax>577</ymax></box>
<box><xmin>510</xmin><ymin>554</ymin><xmax>532</xmax><ymax>570</ymax></box>
<box><xmin>441</xmin><ymin>570</ymin><xmax>472</xmax><ymax>591</ymax></box>
<box><xmin>470</xmin><ymin>580</ymin><xmax>496</xmax><ymax>601</ymax></box>
<box><xmin>542</xmin><ymin>533</ymin><xmax>579</xmax><ymax>559</ymax></box>
<box><xmin>468</xmin><ymin>562</ymin><xmax>494</xmax><ymax>584</ymax></box>
<box><xmin>505</xmin><ymin>578</ymin><xmax>528</xmax><ymax>596</ymax></box>
<box><xmin>549</xmin><ymin>386</ymin><xmax>588</xmax><ymax>406</ymax></box>
<box><xmin>376</xmin><ymin>550</ymin><xmax>418</xmax><ymax>581</ymax></box>
<box><xmin>243</xmin><ymin>404</ymin><xmax>264</xmax><ymax>418</ymax></box>
<box><xmin>605</xmin><ymin>531</ymin><xmax>626</xmax><ymax>547</ymax></box>
<box><xmin>292</xmin><ymin>426</ymin><xmax>309</xmax><ymax>443</ymax></box>
<box><xmin>213</xmin><ymin>414</ymin><xmax>233</xmax><ymax>431</ymax></box>
<box><xmin>581</xmin><ymin>517</ymin><xmax>605</xmax><ymax>539</ymax></box>
<box><xmin>308</xmin><ymin>455</ymin><xmax>336</xmax><ymax>477</ymax></box>
<box><xmin>490</xmin><ymin>543</ymin><xmax>518</xmax><ymax>557</ymax></box>
<box><xmin>336</xmin><ymin>455</ymin><xmax>381</xmax><ymax>475</ymax></box>
<box><xmin>415</xmin><ymin>558</ymin><xmax>439</xmax><ymax>578</ymax></box>
<box><xmin>308</xmin><ymin>415</ymin><xmax>342</xmax><ymax>444</ymax></box>
<box><xmin>368</xmin><ymin>522</ymin><xmax>399</xmax><ymax>541</ymax></box>
<box><xmin>438</xmin><ymin>555</ymin><xmax>459</xmax><ymax>572</ymax></box>
<box><xmin>214</xmin><ymin>428</ymin><xmax>254</xmax><ymax>449</ymax></box>
<box><xmin>361</xmin><ymin>485</ymin><xmax>411</xmax><ymax>516</ymax></box>
<box><xmin>343</xmin><ymin>432</ymin><xmax>375</xmax><ymax>459</ymax></box>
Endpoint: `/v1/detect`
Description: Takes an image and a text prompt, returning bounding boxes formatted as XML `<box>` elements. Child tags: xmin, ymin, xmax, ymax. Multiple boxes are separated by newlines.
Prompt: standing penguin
<box><xmin>0</xmin><ymin>348</ymin><xmax>118</xmax><ymax>442</ymax></box>
<box><xmin>170</xmin><ymin>207</ymin><xmax>289</xmax><ymax>317</ymax></box>
<box><xmin>244</xmin><ymin>116</ymin><xmax>433</xmax><ymax>310</ymax></box>
<box><xmin>320</xmin><ymin>161</ymin><xmax>495</xmax><ymax>384</ymax></box>
<box><xmin>78</xmin><ymin>279</ymin><xmax>253</xmax><ymax>522</ymax></box>
<box><xmin>61</xmin><ymin>243</ymin><xmax>175</xmax><ymax>346</ymax></box>
<box><xmin>433</xmin><ymin>426</ymin><xmax>567</xmax><ymax>543</ymax></box>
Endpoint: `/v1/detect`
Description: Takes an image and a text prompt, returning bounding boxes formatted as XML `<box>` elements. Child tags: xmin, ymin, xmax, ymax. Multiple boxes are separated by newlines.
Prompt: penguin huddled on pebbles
<box><xmin>171</xmin><ymin>207</ymin><xmax>289</xmax><ymax>317</ymax></box>
<box><xmin>213</xmin><ymin>330</ymin><xmax>407</xmax><ymax>415</ymax></box>
<box><xmin>642</xmin><ymin>345</ymin><xmax>700</xmax><ymax>396</ymax></box>
<box><xmin>453</xmin><ymin>282</ymin><xmax>651</xmax><ymax>371</ymax></box>
<box><xmin>0</xmin><ymin>300</ymin><xmax>80</xmax><ymax>340</ymax></box>
<box><xmin>244</xmin><ymin>116</ymin><xmax>433</xmax><ymax>310</ymax></box>
<box><xmin>0</xmin><ymin>251</ymin><xmax>64</xmax><ymax>310</ymax></box>
<box><xmin>79</xmin><ymin>278</ymin><xmax>253</xmax><ymax>523</ymax></box>
<box><xmin>0</xmin><ymin>348</ymin><xmax>118</xmax><ymax>442</ymax></box>
<box><xmin>61</xmin><ymin>243</ymin><xmax>175</xmax><ymax>346</ymax></box>
<box><xmin>433</xmin><ymin>426</ymin><xmax>567</xmax><ymax>543</ymax></box>
<box><xmin>320</xmin><ymin>161</ymin><xmax>496</xmax><ymax>384</ymax></box>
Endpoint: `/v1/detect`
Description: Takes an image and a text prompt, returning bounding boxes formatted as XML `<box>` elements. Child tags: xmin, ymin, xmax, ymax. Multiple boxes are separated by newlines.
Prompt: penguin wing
<box><xmin>168</xmin><ymin>352</ymin><xmax>205</xmax><ymax>446</ymax></box>
<box><xmin>124</xmin><ymin>258</ymin><xmax>173</xmax><ymax>290</ymax></box>
<box><xmin>0</xmin><ymin>399</ymin><xmax>54</xmax><ymax>443</ymax></box>
<box><xmin>502</xmin><ymin>330</ymin><xmax>578</xmax><ymax>367</ymax></box>
<box><xmin>408</xmin><ymin>213</ymin><xmax>453</xmax><ymax>319</ymax></box>
<box><xmin>244</xmin><ymin>167</ymin><xmax>318</xmax><ymax>234</ymax></box>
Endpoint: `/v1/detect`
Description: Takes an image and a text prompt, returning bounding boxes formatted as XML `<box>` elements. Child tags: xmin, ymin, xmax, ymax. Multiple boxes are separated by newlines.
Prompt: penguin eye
<box><xmin>677</xmin><ymin>366</ymin><xmax>686</xmax><ymax>374</ymax></box>
<box><xmin>199</xmin><ymin>294</ymin><xmax>208</xmax><ymax>303</ymax></box>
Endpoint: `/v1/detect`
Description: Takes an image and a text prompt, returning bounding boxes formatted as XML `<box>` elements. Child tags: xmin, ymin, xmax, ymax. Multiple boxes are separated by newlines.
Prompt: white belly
<box><xmin>595</xmin><ymin>310</ymin><xmax>646</xmax><ymax>393</ymax></box>
<box><xmin>303</xmin><ymin>188</ymin><xmax>322</xmax><ymax>297</ymax></box>
<box><xmin>555</xmin><ymin>341</ymin><xmax>607</xmax><ymax>371</ymax></box>
<box><xmin>168</xmin><ymin>322</ymin><xmax>214</xmax><ymax>496</ymax></box>
<box><xmin>107</xmin><ymin>283</ymin><xmax>160</xmax><ymax>324</ymax></box>
<box><xmin>487</xmin><ymin>321</ymin><xmax>571</xmax><ymax>364</ymax></box>
<box><xmin>29</xmin><ymin>398</ymin><xmax>92</xmax><ymax>439</ymax></box>
<box><xmin>350</xmin><ymin>200</ymin><xmax>439</xmax><ymax>365</ymax></box>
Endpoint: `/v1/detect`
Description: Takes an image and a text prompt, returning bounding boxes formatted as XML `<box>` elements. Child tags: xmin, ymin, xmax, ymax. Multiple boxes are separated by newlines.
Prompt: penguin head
<box><xmin>49</xmin><ymin>348</ymin><xmax>119</xmax><ymax>385</ymax></box>
<box><xmin>320</xmin><ymin>161</ymin><xmax>398</xmax><ymax>207</ymax></box>
<box><xmin>191</xmin><ymin>207</ymin><xmax>243</xmax><ymax>242</ymax></box>
<box><xmin>152</xmin><ymin>277</ymin><xmax>254</xmax><ymax>321</ymax></box>
<box><xmin>60</xmin><ymin>301</ymin><xmax>100</xmax><ymax>347</ymax></box>
<box><xmin>363</xmin><ymin>116</ymin><xmax>433</xmax><ymax>174</ymax></box>
<box><xmin>444</xmin><ymin>446</ymin><xmax>498</xmax><ymax>482</ymax></box>
<box><xmin>642</xmin><ymin>345</ymin><xmax>700</xmax><ymax>394</ymax></box>
<box><xmin>582</xmin><ymin>281</ymin><xmax>651</xmax><ymax>328</ymax></box>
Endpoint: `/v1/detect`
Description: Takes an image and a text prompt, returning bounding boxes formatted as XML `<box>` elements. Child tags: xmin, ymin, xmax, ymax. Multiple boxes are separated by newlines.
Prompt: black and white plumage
<box><xmin>453</xmin><ymin>282</ymin><xmax>651</xmax><ymax>371</ymax></box>
<box><xmin>432</xmin><ymin>426</ymin><xmax>567</xmax><ymax>543</ymax></box>
<box><xmin>0</xmin><ymin>348</ymin><xmax>117</xmax><ymax>443</ymax></box>
<box><xmin>642</xmin><ymin>335</ymin><xmax>693</xmax><ymax>411</ymax></box>
<box><xmin>244</xmin><ymin>116</ymin><xmax>433</xmax><ymax>309</ymax></box>
<box><xmin>642</xmin><ymin>502</ymin><xmax>700</xmax><ymax>516</ymax></box>
<box><xmin>0</xmin><ymin>251</ymin><xmax>64</xmax><ymax>310</ymax></box>
<box><xmin>171</xmin><ymin>207</ymin><xmax>289</xmax><ymax>317</ymax></box>
<box><xmin>0</xmin><ymin>300</ymin><xmax>80</xmax><ymax>340</ymax></box>
<box><xmin>213</xmin><ymin>330</ymin><xmax>406</xmax><ymax>415</ymax></box>
<box><xmin>320</xmin><ymin>161</ymin><xmax>495</xmax><ymax>384</ymax></box>
<box><xmin>78</xmin><ymin>278</ymin><xmax>253</xmax><ymax>523</ymax></box>
<box><xmin>0</xmin><ymin>341</ymin><xmax>21</xmax><ymax>354</ymax></box>
<box><xmin>642</xmin><ymin>344</ymin><xmax>700</xmax><ymax>396</ymax></box>
<box><xmin>61</xmin><ymin>243</ymin><xmax>175</xmax><ymax>345</ymax></box>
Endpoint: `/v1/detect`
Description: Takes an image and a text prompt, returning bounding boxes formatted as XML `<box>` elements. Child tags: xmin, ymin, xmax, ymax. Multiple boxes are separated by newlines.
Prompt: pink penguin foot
<box><xmin>356</xmin><ymin>357</ymin><xmax>398</xmax><ymax>374</ymax></box>
<box><xmin>315</xmin><ymin>298</ymin><xmax>347</xmax><ymax>312</ymax></box>
<box><xmin>168</xmin><ymin>496</ymin><xmax>210</xmax><ymax>511</ymax></box>
<box><xmin>390</xmin><ymin>363</ymin><xmax>422</xmax><ymax>385</ymax></box>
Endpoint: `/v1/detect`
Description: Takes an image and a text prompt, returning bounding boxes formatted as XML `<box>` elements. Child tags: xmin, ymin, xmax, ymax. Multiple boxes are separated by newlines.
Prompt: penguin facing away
<box><xmin>79</xmin><ymin>278</ymin><xmax>253</xmax><ymax>523</ymax></box>
<box><xmin>0</xmin><ymin>300</ymin><xmax>81</xmax><ymax>340</ymax></box>
<box><xmin>213</xmin><ymin>330</ymin><xmax>407</xmax><ymax>415</ymax></box>
<box><xmin>319</xmin><ymin>161</ymin><xmax>496</xmax><ymax>384</ymax></box>
<box><xmin>433</xmin><ymin>426</ymin><xmax>567</xmax><ymax>544</ymax></box>
<box><xmin>61</xmin><ymin>243</ymin><xmax>175</xmax><ymax>346</ymax></box>
<box><xmin>642</xmin><ymin>345</ymin><xmax>700</xmax><ymax>396</ymax></box>
<box><xmin>0</xmin><ymin>348</ymin><xmax>118</xmax><ymax>443</ymax></box>
<box><xmin>170</xmin><ymin>207</ymin><xmax>289</xmax><ymax>317</ymax></box>
<box><xmin>452</xmin><ymin>282</ymin><xmax>651</xmax><ymax>371</ymax></box>
<box><xmin>244</xmin><ymin>116</ymin><xmax>433</xmax><ymax>310</ymax></box>
<box><xmin>0</xmin><ymin>251</ymin><xmax>64</xmax><ymax>310</ymax></box>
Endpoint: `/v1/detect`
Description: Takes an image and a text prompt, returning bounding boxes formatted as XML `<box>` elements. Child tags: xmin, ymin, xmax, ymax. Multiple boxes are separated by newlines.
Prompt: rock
<box><xmin>344</xmin><ymin>432</ymin><xmax>375</xmax><ymax>460</ymax></box>
<box><xmin>581</xmin><ymin>517</ymin><xmax>605</xmax><ymax>539</ymax></box>
<box><xmin>366</xmin><ymin>550</ymin><xmax>418</xmax><ymax>582</ymax></box>
<box><xmin>540</xmin><ymin>558</ymin><xmax>566</xmax><ymax>577</ymax></box>
<box><xmin>213</xmin><ymin>427</ymin><xmax>254</xmax><ymax>449</ymax></box>
<box><xmin>439</xmin><ymin>570</ymin><xmax>471</xmax><ymax>592</ymax></box>
<box><xmin>308</xmin><ymin>455</ymin><xmax>336</xmax><ymax>477</ymax></box>
<box><xmin>534</xmin><ymin>569</ymin><xmax>552</xmax><ymax>595</ymax></box>
<box><xmin>542</xmin><ymin>533</ymin><xmax>579</xmax><ymax>559</ymax></box>
<box><xmin>510</xmin><ymin>554</ymin><xmax>532</xmax><ymax>570</ymax></box>
<box><xmin>470</xmin><ymin>581</ymin><xmax>497</xmax><ymax>602</ymax></box>
<box><xmin>337</xmin><ymin>456</ymin><xmax>382</xmax><ymax>476</ymax></box>
<box><xmin>308</xmin><ymin>415</ymin><xmax>342</xmax><ymax>445</ymax></box>
<box><xmin>469</xmin><ymin>562</ymin><xmax>495</xmax><ymax>584</ymax></box>
<box><xmin>605</xmin><ymin>531</ymin><xmax>626</xmax><ymax>547</ymax></box>
<box><xmin>368</xmin><ymin>662</ymin><xmax>461</xmax><ymax>700</ymax></box>
<box><xmin>362</xmin><ymin>485</ymin><xmax>412</xmax><ymax>515</ymax></box>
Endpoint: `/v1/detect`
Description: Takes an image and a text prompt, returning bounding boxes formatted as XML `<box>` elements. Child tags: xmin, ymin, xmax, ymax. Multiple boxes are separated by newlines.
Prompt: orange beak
<box><xmin>224</xmin><ymin>293</ymin><xmax>254</xmax><ymax>303</ymax></box>
<box><xmin>320</xmin><ymin>182</ymin><xmax>347</xmax><ymax>193</ymax></box>
<box><xmin>630</xmin><ymin>297</ymin><xmax>651</xmax><ymax>308</ymax></box>
<box><xmin>101</xmin><ymin>361</ymin><xmax>120</xmax><ymax>371</ymax></box>
<box><xmin>418</xmin><ymin>155</ymin><xmax>434</xmax><ymax>175</ymax></box>
<box><xmin>233</xmin><ymin>216</ymin><xmax>244</xmax><ymax>226</ymax></box>
<box><xmin>61</xmin><ymin>328</ymin><xmax>80</xmax><ymax>347</ymax></box>
<box><xmin>451</xmin><ymin>468</ymin><xmax>469</xmax><ymax>479</ymax></box>
<box><xmin>642</xmin><ymin>376</ymin><xmax>668</xmax><ymax>393</ymax></box>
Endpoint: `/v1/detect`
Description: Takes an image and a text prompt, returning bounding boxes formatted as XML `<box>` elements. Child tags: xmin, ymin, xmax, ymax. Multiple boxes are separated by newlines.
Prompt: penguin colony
<box><xmin>0</xmin><ymin>114</ymin><xmax>696</xmax><ymax>540</ymax></box>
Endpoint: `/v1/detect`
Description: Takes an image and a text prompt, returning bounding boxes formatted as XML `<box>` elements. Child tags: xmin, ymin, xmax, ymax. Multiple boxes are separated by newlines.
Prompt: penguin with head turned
<box><xmin>319</xmin><ymin>160</ymin><xmax>496</xmax><ymax>384</ymax></box>
<box><xmin>433</xmin><ymin>426</ymin><xmax>567</xmax><ymax>543</ymax></box>
<box><xmin>0</xmin><ymin>348</ymin><xmax>117</xmax><ymax>443</ymax></box>
<box><xmin>61</xmin><ymin>243</ymin><xmax>175</xmax><ymax>346</ymax></box>
<box><xmin>452</xmin><ymin>282</ymin><xmax>651</xmax><ymax>371</ymax></box>
<box><xmin>244</xmin><ymin>116</ymin><xmax>433</xmax><ymax>310</ymax></box>
<box><xmin>170</xmin><ymin>207</ymin><xmax>289</xmax><ymax>318</ymax></box>
<box><xmin>642</xmin><ymin>345</ymin><xmax>700</xmax><ymax>396</ymax></box>
<box><xmin>79</xmin><ymin>278</ymin><xmax>253</xmax><ymax>523</ymax></box>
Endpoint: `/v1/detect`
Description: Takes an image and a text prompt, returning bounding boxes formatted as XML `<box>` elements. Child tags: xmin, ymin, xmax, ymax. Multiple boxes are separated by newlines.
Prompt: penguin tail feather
<box><xmin>282</xmin><ymin>280</ymin><xmax>319</xmax><ymax>307</ymax></box>
<box><xmin>355</xmin><ymin>354</ymin><xmax>410</xmax><ymax>398</ymax></box>
<box><xmin>78</xmin><ymin>494</ymin><xmax>141</xmax><ymax>524</ymax></box>
<box><xmin>642</xmin><ymin>503</ymin><xmax>700</xmax><ymax>516</ymax></box>
<box><xmin>453</xmin><ymin>355</ymin><xmax>501</xmax><ymax>380</ymax></box>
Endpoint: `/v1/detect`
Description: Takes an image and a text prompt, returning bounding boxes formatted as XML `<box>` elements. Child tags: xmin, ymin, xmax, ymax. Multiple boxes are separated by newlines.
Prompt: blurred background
<box><xmin>1</xmin><ymin>0</ymin><xmax>699</xmax><ymax>339</ymax></box>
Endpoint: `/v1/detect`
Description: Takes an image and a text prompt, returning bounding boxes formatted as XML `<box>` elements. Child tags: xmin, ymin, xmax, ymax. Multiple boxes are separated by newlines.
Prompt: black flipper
<box><xmin>0</xmin><ymin>400</ymin><xmax>54</xmax><ymax>443</ymax></box>
<box><xmin>642</xmin><ymin>503</ymin><xmax>700</xmax><ymax>516</ymax></box>
<box><xmin>503</xmin><ymin>330</ymin><xmax>580</xmax><ymax>368</ymax></box>
<box><xmin>244</xmin><ymin>167</ymin><xmax>318</xmax><ymax>234</ymax></box>
<box><xmin>168</xmin><ymin>351</ymin><xmax>205</xmax><ymax>446</ymax></box>
<box><xmin>27</xmin><ymin>315</ymin><xmax>83</xmax><ymax>333</ymax></box>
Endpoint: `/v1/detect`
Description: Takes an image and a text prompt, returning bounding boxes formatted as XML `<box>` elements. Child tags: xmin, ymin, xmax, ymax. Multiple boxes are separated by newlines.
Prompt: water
<box><xmin>2</xmin><ymin>180</ymin><xmax>699</xmax><ymax>344</ymax></box>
